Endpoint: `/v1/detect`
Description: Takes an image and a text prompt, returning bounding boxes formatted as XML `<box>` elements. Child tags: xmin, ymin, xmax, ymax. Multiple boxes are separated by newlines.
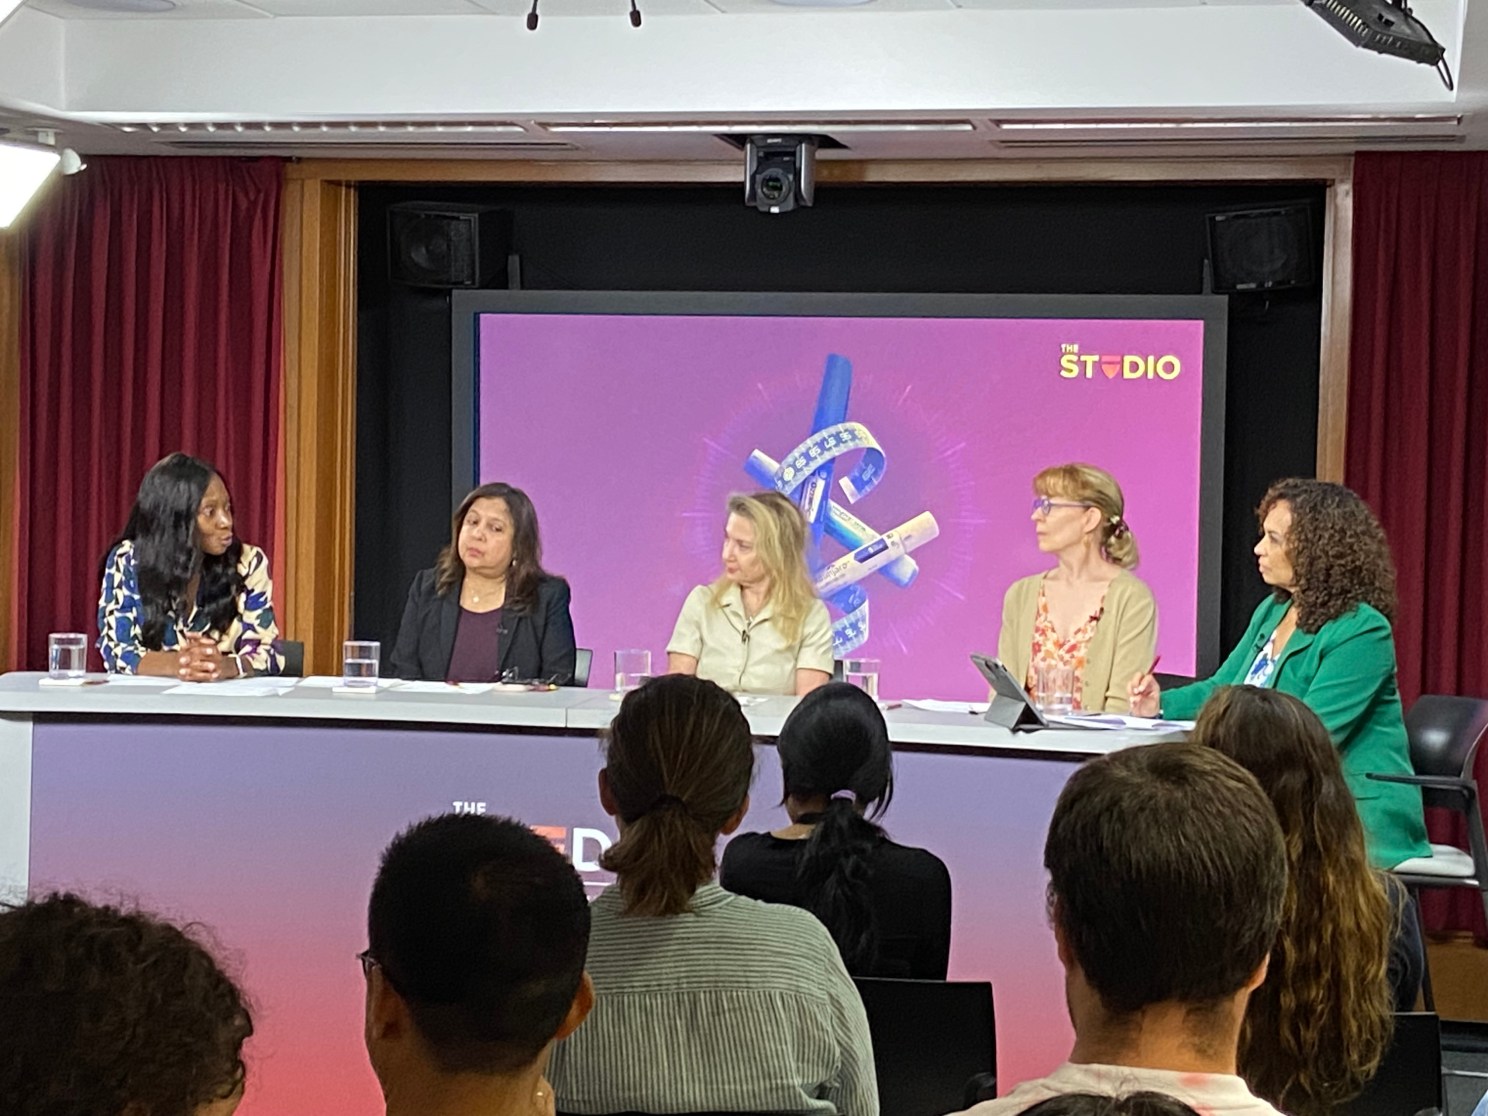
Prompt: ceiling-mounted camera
<box><xmin>744</xmin><ymin>134</ymin><xmax>819</xmax><ymax>215</ymax></box>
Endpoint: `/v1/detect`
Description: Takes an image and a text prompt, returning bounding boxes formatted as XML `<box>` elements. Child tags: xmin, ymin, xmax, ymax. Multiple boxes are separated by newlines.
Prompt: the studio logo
<box><xmin>1059</xmin><ymin>343</ymin><xmax>1181</xmax><ymax>381</ymax></box>
<box><xmin>532</xmin><ymin>824</ymin><xmax>615</xmax><ymax>878</ymax></box>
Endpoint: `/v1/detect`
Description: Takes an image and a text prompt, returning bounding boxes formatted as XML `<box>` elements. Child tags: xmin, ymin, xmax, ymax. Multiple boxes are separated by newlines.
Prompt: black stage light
<box><xmin>1302</xmin><ymin>0</ymin><xmax>1453</xmax><ymax>87</ymax></box>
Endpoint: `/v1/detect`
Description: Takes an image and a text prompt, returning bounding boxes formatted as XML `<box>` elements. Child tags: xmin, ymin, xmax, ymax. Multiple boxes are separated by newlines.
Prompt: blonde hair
<box><xmin>710</xmin><ymin>491</ymin><xmax>818</xmax><ymax>645</ymax></box>
<box><xmin>1033</xmin><ymin>463</ymin><xmax>1139</xmax><ymax>569</ymax></box>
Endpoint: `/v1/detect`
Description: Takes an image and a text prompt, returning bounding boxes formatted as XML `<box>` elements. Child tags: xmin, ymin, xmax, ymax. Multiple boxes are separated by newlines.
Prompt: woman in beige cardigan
<box><xmin>997</xmin><ymin>463</ymin><xmax>1157</xmax><ymax>713</ymax></box>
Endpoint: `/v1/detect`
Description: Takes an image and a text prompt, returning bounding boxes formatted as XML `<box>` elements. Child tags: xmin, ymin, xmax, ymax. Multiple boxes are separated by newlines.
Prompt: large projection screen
<box><xmin>453</xmin><ymin>292</ymin><xmax>1227</xmax><ymax>697</ymax></box>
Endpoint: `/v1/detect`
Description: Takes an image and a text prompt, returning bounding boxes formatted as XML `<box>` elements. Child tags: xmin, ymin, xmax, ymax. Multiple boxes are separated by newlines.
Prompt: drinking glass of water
<box><xmin>343</xmin><ymin>640</ymin><xmax>380</xmax><ymax>691</ymax></box>
<box><xmin>614</xmin><ymin>649</ymin><xmax>651</xmax><ymax>692</ymax></box>
<box><xmin>1035</xmin><ymin>663</ymin><xmax>1076</xmax><ymax>717</ymax></box>
<box><xmin>841</xmin><ymin>657</ymin><xmax>881</xmax><ymax>701</ymax></box>
<box><xmin>48</xmin><ymin>633</ymin><xmax>87</xmax><ymax>680</ymax></box>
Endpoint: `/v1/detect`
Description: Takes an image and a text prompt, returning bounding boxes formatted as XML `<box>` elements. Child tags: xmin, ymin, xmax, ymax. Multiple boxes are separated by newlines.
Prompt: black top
<box><xmin>446</xmin><ymin>607</ymin><xmax>505</xmax><ymax>683</ymax></box>
<box><xmin>389</xmin><ymin>570</ymin><xmax>577</xmax><ymax>684</ymax></box>
<box><xmin>719</xmin><ymin>831</ymin><xmax>953</xmax><ymax>980</ymax></box>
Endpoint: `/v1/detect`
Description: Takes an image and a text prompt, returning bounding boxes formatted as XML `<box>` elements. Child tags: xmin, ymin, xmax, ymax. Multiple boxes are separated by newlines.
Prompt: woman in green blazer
<box><xmin>1130</xmin><ymin>478</ymin><xmax>1429</xmax><ymax>870</ymax></box>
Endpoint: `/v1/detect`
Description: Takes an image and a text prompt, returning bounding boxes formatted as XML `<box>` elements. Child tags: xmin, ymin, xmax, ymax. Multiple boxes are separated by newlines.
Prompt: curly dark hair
<box><xmin>0</xmin><ymin>893</ymin><xmax>253</xmax><ymax>1116</ymax></box>
<box><xmin>1258</xmin><ymin>478</ymin><xmax>1397</xmax><ymax>632</ymax></box>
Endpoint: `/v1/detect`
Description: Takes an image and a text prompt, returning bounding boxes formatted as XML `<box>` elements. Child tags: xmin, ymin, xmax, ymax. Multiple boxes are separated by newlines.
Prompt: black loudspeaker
<box><xmin>388</xmin><ymin>203</ymin><xmax>512</xmax><ymax>288</ymax></box>
<box><xmin>1206</xmin><ymin>204</ymin><xmax>1316</xmax><ymax>294</ymax></box>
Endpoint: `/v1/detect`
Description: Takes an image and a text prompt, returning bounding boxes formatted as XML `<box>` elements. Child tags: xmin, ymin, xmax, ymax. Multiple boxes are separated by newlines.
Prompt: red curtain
<box><xmin>1347</xmin><ymin>151</ymin><xmax>1488</xmax><ymax>936</ymax></box>
<box><xmin>16</xmin><ymin>157</ymin><xmax>283</xmax><ymax>672</ymax></box>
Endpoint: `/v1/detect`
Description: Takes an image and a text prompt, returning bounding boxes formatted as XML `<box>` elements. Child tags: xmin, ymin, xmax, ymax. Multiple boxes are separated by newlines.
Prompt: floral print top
<box><xmin>97</xmin><ymin>539</ymin><xmax>284</xmax><ymax>675</ymax></box>
<box><xmin>1026</xmin><ymin>578</ymin><xmax>1105</xmax><ymax>710</ymax></box>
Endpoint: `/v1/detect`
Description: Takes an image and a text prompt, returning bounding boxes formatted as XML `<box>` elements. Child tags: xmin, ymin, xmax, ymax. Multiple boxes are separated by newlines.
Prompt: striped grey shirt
<box><xmin>548</xmin><ymin>881</ymin><xmax>879</xmax><ymax>1116</ymax></box>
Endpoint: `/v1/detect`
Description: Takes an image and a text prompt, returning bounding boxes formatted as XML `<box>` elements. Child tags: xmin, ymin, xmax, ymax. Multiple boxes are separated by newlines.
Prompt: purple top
<box><xmin>446</xmin><ymin>607</ymin><xmax>504</xmax><ymax>683</ymax></box>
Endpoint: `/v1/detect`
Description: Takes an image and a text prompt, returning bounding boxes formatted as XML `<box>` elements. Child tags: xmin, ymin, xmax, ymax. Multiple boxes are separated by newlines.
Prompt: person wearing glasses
<box><xmin>997</xmin><ymin>463</ymin><xmax>1156</xmax><ymax>713</ymax></box>
<box><xmin>390</xmin><ymin>482</ymin><xmax>578</xmax><ymax>685</ymax></box>
<box><xmin>359</xmin><ymin>814</ymin><xmax>594</xmax><ymax>1116</ymax></box>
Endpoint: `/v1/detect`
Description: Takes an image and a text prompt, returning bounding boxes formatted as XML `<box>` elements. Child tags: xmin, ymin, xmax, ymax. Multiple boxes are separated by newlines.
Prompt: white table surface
<box><xmin>0</xmin><ymin>672</ymin><xmax>1177</xmax><ymax>756</ymax></box>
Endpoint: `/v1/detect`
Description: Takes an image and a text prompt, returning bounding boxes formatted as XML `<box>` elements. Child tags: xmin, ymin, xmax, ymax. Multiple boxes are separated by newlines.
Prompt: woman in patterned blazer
<box><xmin>97</xmin><ymin>452</ymin><xmax>283</xmax><ymax>681</ymax></box>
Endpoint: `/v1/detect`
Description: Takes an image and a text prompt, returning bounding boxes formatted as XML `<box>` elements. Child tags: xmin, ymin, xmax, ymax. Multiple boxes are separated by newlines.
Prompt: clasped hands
<box><xmin>177</xmin><ymin>634</ymin><xmax>240</xmax><ymax>683</ymax></box>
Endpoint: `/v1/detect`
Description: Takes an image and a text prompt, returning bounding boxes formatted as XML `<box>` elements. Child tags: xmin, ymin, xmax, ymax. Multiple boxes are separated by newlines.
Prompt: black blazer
<box><xmin>389</xmin><ymin>569</ymin><xmax>577</xmax><ymax>684</ymax></box>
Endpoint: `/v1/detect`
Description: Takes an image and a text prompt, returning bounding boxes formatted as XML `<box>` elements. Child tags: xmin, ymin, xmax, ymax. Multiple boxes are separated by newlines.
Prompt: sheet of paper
<box><xmin>296</xmin><ymin>675</ymin><xmax>401</xmax><ymax>690</ymax></box>
<box><xmin>100</xmin><ymin>675</ymin><xmax>178</xmax><ymax>687</ymax></box>
<box><xmin>904</xmin><ymin>699</ymin><xmax>990</xmax><ymax>715</ymax></box>
<box><xmin>1056</xmin><ymin>713</ymin><xmax>1195</xmax><ymax>731</ymax></box>
<box><xmin>161</xmin><ymin>679</ymin><xmax>297</xmax><ymax>697</ymax></box>
<box><xmin>392</xmin><ymin>680</ymin><xmax>495</xmax><ymax>695</ymax></box>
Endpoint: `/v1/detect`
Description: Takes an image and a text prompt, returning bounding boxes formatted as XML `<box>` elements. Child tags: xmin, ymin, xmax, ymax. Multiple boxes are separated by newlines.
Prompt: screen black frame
<box><xmin>450</xmin><ymin>290</ymin><xmax>1229</xmax><ymax>675</ymax></box>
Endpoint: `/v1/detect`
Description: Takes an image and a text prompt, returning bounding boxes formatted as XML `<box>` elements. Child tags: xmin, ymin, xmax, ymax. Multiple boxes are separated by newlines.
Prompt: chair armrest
<box><xmin>1366</xmin><ymin>772</ymin><xmax>1474</xmax><ymax>795</ymax></box>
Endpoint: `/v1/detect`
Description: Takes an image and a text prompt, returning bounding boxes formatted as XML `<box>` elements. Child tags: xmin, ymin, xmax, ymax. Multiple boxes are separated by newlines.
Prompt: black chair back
<box><xmin>573</xmin><ymin>648</ymin><xmax>593</xmax><ymax>688</ymax></box>
<box><xmin>1338</xmin><ymin>1011</ymin><xmax>1442</xmax><ymax>1116</ymax></box>
<box><xmin>1406</xmin><ymin>696</ymin><xmax>1488</xmax><ymax>807</ymax></box>
<box><xmin>853</xmin><ymin>977</ymin><xmax>995</xmax><ymax>1116</ymax></box>
<box><xmin>278</xmin><ymin>639</ymin><xmax>305</xmax><ymax>678</ymax></box>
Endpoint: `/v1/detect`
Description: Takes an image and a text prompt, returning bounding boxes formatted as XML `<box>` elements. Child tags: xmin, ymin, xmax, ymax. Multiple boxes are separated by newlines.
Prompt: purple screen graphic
<box><xmin>477</xmin><ymin>313</ymin><xmax>1207</xmax><ymax>697</ymax></box>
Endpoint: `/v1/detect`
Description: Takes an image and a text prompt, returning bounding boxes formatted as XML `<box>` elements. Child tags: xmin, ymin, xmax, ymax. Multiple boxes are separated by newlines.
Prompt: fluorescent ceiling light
<box><xmin>544</xmin><ymin>121</ymin><xmax>975</xmax><ymax>133</ymax></box>
<box><xmin>0</xmin><ymin>141</ymin><xmax>61</xmax><ymax>228</ymax></box>
<box><xmin>0</xmin><ymin>0</ymin><xmax>24</xmax><ymax>24</ymax></box>
<box><xmin>994</xmin><ymin>115</ymin><xmax>1460</xmax><ymax>131</ymax></box>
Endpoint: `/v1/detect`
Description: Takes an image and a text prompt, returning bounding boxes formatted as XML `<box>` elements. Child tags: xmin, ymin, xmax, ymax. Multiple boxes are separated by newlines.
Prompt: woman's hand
<box><xmin>177</xmin><ymin>635</ymin><xmax>238</xmax><ymax>682</ymax></box>
<box><xmin>1127</xmin><ymin>671</ymin><xmax>1161</xmax><ymax>717</ymax></box>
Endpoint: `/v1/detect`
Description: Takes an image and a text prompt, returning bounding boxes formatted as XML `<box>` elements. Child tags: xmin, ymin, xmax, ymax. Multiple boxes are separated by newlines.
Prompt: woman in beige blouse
<box><xmin>997</xmin><ymin>463</ymin><xmax>1157</xmax><ymax>713</ymax></box>
<box><xmin>667</xmin><ymin>491</ymin><xmax>833</xmax><ymax>696</ymax></box>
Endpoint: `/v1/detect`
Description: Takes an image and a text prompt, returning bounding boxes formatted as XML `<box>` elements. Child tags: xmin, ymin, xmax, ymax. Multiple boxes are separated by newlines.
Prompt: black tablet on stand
<box><xmin>970</xmin><ymin>653</ymin><xmax>1051</xmax><ymax>732</ymax></box>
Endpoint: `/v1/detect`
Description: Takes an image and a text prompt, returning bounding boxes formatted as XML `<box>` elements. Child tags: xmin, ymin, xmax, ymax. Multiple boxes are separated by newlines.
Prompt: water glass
<box><xmin>343</xmin><ymin>640</ymin><xmax>380</xmax><ymax>691</ymax></box>
<box><xmin>48</xmin><ymin>632</ymin><xmax>87</xmax><ymax>680</ymax></box>
<box><xmin>614</xmin><ymin>649</ymin><xmax>651</xmax><ymax>692</ymax></box>
<box><xmin>1035</xmin><ymin>663</ymin><xmax>1076</xmax><ymax>717</ymax></box>
<box><xmin>841</xmin><ymin>657</ymin><xmax>881</xmax><ymax>701</ymax></box>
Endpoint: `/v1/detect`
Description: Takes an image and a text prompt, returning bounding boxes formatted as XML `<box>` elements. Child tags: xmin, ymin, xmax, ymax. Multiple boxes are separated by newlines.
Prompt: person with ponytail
<box><xmin>97</xmin><ymin>452</ymin><xmax>282</xmax><ymax>680</ymax></box>
<box><xmin>547</xmin><ymin>674</ymin><xmax>877</xmax><ymax>1116</ymax></box>
<box><xmin>998</xmin><ymin>463</ymin><xmax>1156</xmax><ymax>713</ymax></box>
<box><xmin>720</xmin><ymin>682</ymin><xmax>951</xmax><ymax>978</ymax></box>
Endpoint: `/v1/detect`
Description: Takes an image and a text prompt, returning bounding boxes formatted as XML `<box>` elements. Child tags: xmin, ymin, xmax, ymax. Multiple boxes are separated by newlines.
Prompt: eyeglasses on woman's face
<box><xmin>1031</xmin><ymin>496</ymin><xmax>1092</xmax><ymax>518</ymax></box>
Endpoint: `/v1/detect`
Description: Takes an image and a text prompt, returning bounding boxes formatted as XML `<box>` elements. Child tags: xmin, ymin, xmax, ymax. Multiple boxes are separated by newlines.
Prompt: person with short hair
<box><xmin>667</xmin><ymin>491</ymin><xmax>834</xmax><ymax>696</ymax></box>
<box><xmin>998</xmin><ymin>464</ymin><xmax>1156</xmax><ymax>713</ymax></box>
<box><xmin>1021</xmin><ymin>1094</ymin><xmax>1204</xmax><ymax>1116</ymax></box>
<box><xmin>548</xmin><ymin>674</ymin><xmax>877</xmax><ymax>1116</ymax></box>
<box><xmin>390</xmin><ymin>482</ymin><xmax>577</xmax><ymax>684</ymax></box>
<box><xmin>720</xmin><ymin>681</ymin><xmax>952</xmax><ymax>978</ymax></box>
<box><xmin>1129</xmin><ymin>478</ymin><xmax>1428</xmax><ymax>869</ymax></box>
<box><xmin>954</xmin><ymin>742</ymin><xmax>1288</xmax><ymax>1116</ymax></box>
<box><xmin>361</xmin><ymin>813</ymin><xmax>594</xmax><ymax>1116</ymax></box>
<box><xmin>1193</xmin><ymin>685</ymin><xmax>1416</xmax><ymax>1116</ymax></box>
<box><xmin>0</xmin><ymin>892</ymin><xmax>253</xmax><ymax>1116</ymax></box>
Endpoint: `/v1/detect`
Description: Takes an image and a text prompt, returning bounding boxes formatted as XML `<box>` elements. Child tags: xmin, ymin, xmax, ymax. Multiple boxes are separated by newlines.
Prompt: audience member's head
<box><xmin>775</xmin><ymin>680</ymin><xmax>894</xmax><ymax>968</ymax></box>
<box><xmin>1044</xmin><ymin>742</ymin><xmax>1286</xmax><ymax>1065</ymax></box>
<box><xmin>364</xmin><ymin>813</ymin><xmax>593</xmax><ymax>1104</ymax></box>
<box><xmin>0</xmin><ymin>891</ymin><xmax>252</xmax><ymax>1116</ymax></box>
<box><xmin>1193</xmin><ymin>686</ymin><xmax>1394</xmax><ymax>1115</ymax></box>
<box><xmin>600</xmin><ymin>673</ymin><xmax>755</xmax><ymax>916</ymax></box>
<box><xmin>1022</xmin><ymin>1093</ymin><xmax>1203</xmax><ymax>1116</ymax></box>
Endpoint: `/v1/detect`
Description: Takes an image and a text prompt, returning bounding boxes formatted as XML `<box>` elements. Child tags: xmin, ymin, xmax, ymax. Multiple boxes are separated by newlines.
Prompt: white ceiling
<box><xmin>0</xmin><ymin>0</ymin><xmax>1478</xmax><ymax>161</ymax></box>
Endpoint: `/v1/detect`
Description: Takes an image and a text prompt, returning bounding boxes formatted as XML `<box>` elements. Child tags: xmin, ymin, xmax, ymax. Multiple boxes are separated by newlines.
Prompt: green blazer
<box><xmin>1163</xmin><ymin>594</ymin><xmax>1429</xmax><ymax>870</ymax></box>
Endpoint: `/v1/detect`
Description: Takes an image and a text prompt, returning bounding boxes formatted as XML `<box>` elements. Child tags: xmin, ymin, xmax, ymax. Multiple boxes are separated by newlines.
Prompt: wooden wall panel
<box><xmin>280</xmin><ymin>178</ymin><xmax>357</xmax><ymax>676</ymax></box>
<box><xmin>1317</xmin><ymin>166</ymin><xmax>1354</xmax><ymax>482</ymax></box>
<box><xmin>0</xmin><ymin>231</ymin><xmax>21</xmax><ymax>673</ymax></box>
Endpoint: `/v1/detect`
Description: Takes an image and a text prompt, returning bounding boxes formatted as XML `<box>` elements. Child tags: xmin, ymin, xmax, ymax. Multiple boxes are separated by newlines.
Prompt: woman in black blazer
<box><xmin>390</xmin><ymin>482</ymin><xmax>578</xmax><ymax>684</ymax></box>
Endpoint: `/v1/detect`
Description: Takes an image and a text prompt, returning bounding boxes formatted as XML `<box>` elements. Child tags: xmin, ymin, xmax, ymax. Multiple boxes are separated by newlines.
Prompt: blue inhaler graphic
<box><xmin>746</xmin><ymin>355</ymin><xmax>939</xmax><ymax>656</ymax></box>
